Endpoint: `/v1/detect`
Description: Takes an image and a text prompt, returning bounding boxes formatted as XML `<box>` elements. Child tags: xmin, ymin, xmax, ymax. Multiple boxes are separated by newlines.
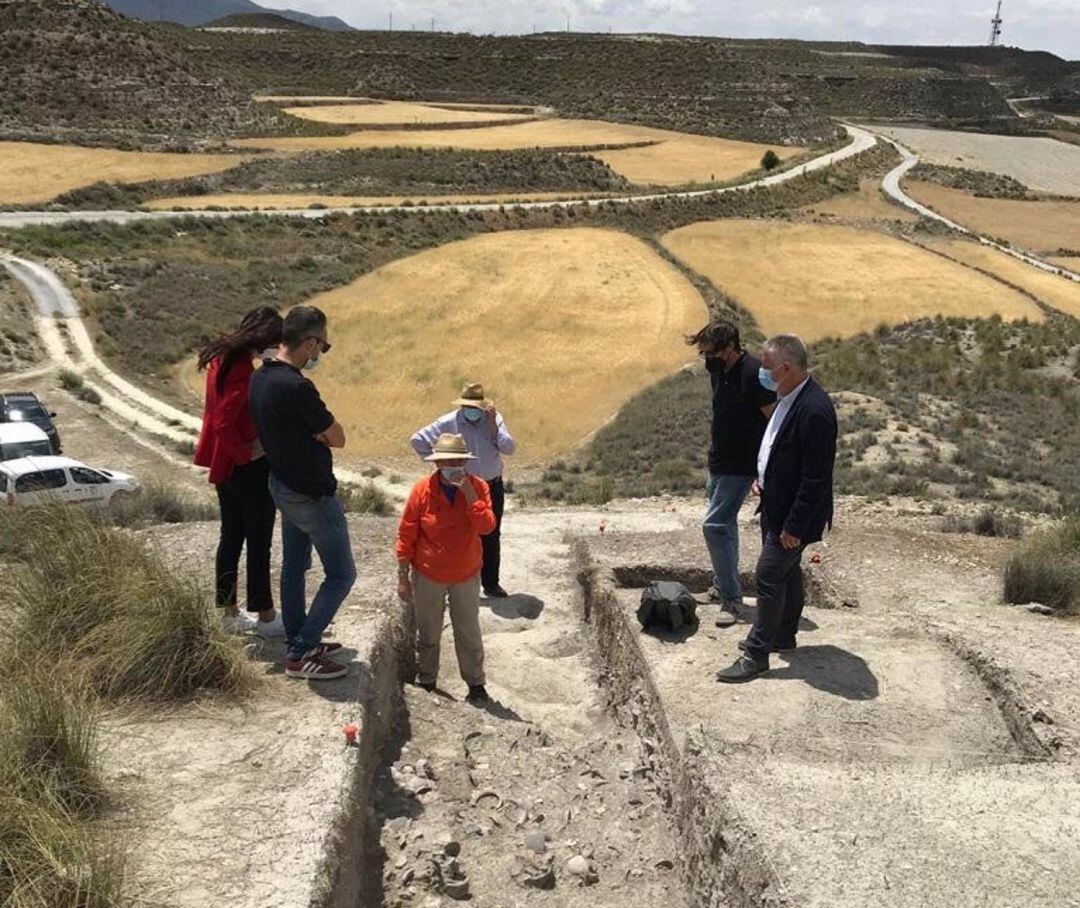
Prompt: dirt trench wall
<box><xmin>308</xmin><ymin>604</ymin><xmax>415</xmax><ymax>908</ymax></box>
<box><xmin>573</xmin><ymin>541</ymin><xmax>784</xmax><ymax>907</ymax></box>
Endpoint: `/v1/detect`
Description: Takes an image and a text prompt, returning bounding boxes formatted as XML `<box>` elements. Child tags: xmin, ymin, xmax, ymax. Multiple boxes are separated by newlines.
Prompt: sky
<box><xmin>281</xmin><ymin>0</ymin><xmax>1079</xmax><ymax>59</ymax></box>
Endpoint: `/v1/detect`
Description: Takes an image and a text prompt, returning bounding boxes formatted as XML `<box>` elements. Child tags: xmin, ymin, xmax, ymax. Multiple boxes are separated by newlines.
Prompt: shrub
<box><xmin>338</xmin><ymin>481</ymin><xmax>392</xmax><ymax>515</ymax></box>
<box><xmin>103</xmin><ymin>481</ymin><xmax>216</xmax><ymax>528</ymax></box>
<box><xmin>943</xmin><ymin>507</ymin><xmax>1022</xmax><ymax>539</ymax></box>
<box><xmin>2</xmin><ymin>505</ymin><xmax>254</xmax><ymax>701</ymax></box>
<box><xmin>1003</xmin><ymin>515</ymin><xmax>1080</xmax><ymax>614</ymax></box>
<box><xmin>761</xmin><ymin>150</ymin><xmax>782</xmax><ymax>170</ymax></box>
<box><xmin>57</xmin><ymin>368</ymin><xmax>83</xmax><ymax>392</ymax></box>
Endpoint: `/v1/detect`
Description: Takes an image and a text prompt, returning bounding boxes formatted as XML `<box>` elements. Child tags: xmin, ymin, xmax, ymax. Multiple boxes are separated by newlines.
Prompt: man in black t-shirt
<box><xmin>686</xmin><ymin>321</ymin><xmax>776</xmax><ymax>627</ymax></box>
<box><xmin>250</xmin><ymin>306</ymin><xmax>356</xmax><ymax>681</ymax></box>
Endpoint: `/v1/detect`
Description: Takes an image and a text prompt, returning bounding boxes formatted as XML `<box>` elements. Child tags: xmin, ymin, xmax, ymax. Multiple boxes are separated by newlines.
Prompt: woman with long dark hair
<box><xmin>194</xmin><ymin>307</ymin><xmax>285</xmax><ymax>635</ymax></box>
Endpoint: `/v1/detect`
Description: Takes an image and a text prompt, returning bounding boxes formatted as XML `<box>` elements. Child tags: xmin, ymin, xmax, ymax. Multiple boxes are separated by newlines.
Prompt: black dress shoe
<box><xmin>466</xmin><ymin>684</ymin><xmax>490</xmax><ymax>703</ymax></box>
<box><xmin>483</xmin><ymin>585</ymin><xmax>509</xmax><ymax>598</ymax></box>
<box><xmin>716</xmin><ymin>655</ymin><xmax>769</xmax><ymax>684</ymax></box>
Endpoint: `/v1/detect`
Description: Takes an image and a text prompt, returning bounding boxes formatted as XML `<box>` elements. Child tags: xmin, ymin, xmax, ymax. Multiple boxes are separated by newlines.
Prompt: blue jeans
<box><xmin>703</xmin><ymin>473</ymin><xmax>752</xmax><ymax>602</ymax></box>
<box><xmin>269</xmin><ymin>476</ymin><xmax>356</xmax><ymax>660</ymax></box>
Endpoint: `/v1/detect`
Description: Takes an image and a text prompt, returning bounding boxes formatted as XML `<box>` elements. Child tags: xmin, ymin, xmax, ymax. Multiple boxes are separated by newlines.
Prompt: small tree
<box><xmin>761</xmin><ymin>150</ymin><xmax>782</xmax><ymax>171</ymax></box>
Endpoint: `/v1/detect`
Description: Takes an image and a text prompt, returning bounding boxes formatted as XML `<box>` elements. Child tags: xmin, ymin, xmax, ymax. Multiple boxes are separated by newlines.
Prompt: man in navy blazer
<box><xmin>717</xmin><ymin>334</ymin><xmax>837</xmax><ymax>683</ymax></box>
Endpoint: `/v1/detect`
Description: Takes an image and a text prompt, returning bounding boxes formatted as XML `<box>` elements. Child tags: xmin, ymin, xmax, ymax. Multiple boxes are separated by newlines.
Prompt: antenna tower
<box><xmin>988</xmin><ymin>1</ymin><xmax>1003</xmax><ymax>46</ymax></box>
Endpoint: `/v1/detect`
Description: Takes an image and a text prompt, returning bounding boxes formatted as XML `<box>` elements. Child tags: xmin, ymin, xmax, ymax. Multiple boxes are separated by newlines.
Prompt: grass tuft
<box><xmin>1003</xmin><ymin>515</ymin><xmax>1080</xmax><ymax>614</ymax></box>
<box><xmin>103</xmin><ymin>481</ymin><xmax>216</xmax><ymax>528</ymax></box>
<box><xmin>2</xmin><ymin>504</ymin><xmax>254</xmax><ymax>701</ymax></box>
<box><xmin>338</xmin><ymin>481</ymin><xmax>392</xmax><ymax>515</ymax></box>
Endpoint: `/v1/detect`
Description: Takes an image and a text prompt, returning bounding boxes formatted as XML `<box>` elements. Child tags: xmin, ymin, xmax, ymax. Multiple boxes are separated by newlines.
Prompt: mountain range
<box><xmin>103</xmin><ymin>0</ymin><xmax>351</xmax><ymax>31</ymax></box>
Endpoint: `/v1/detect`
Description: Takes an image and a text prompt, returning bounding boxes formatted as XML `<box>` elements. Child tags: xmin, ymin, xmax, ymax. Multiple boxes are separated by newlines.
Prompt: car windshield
<box><xmin>0</xmin><ymin>440</ymin><xmax>53</xmax><ymax>461</ymax></box>
<box><xmin>5</xmin><ymin>404</ymin><xmax>47</xmax><ymax>421</ymax></box>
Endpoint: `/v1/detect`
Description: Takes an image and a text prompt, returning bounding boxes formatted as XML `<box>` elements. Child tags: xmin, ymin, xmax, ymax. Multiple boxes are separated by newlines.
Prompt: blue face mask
<box><xmin>462</xmin><ymin>408</ymin><xmax>484</xmax><ymax>424</ymax></box>
<box><xmin>759</xmin><ymin>366</ymin><xmax>779</xmax><ymax>392</ymax></box>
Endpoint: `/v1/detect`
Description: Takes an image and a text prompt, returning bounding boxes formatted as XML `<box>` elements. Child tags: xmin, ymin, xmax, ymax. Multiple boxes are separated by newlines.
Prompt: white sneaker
<box><xmin>220</xmin><ymin>612</ymin><xmax>258</xmax><ymax>635</ymax></box>
<box><xmin>255</xmin><ymin>612</ymin><xmax>286</xmax><ymax>639</ymax></box>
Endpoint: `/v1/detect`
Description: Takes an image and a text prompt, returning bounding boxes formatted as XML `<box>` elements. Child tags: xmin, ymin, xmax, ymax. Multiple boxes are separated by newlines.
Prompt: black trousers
<box><xmin>215</xmin><ymin>457</ymin><xmax>276</xmax><ymax>612</ymax></box>
<box><xmin>481</xmin><ymin>476</ymin><xmax>505</xmax><ymax>590</ymax></box>
<box><xmin>744</xmin><ymin>515</ymin><xmax>806</xmax><ymax>663</ymax></box>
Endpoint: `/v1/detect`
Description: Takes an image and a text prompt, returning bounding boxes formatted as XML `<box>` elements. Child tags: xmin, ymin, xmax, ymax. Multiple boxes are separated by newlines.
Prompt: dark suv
<box><xmin>0</xmin><ymin>392</ymin><xmax>61</xmax><ymax>453</ymax></box>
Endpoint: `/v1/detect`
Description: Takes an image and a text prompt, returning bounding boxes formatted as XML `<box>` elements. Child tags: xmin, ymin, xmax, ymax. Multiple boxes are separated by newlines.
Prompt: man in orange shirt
<box><xmin>396</xmin><ymin>434</ymin><xmax>497</xmax><ymax>703</ymax></box>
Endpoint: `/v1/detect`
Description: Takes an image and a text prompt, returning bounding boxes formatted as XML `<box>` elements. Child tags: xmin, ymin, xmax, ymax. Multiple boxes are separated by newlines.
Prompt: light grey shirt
<box><xmin>410</xmin><ymin>409</ymin><xmax>516</xmax><ymax>481</ymax></box>
<box><xmin>757</xmin><ymin>377</ymin><xmax>809</xmax><ymax>487</ymax></box>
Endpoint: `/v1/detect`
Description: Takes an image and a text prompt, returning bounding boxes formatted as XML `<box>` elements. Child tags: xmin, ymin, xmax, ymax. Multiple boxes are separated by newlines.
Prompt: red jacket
<box><xmin>396</xmin><ymin>474</ymin><xmax>496</xmax><ymax>584</ymax></box>
<box><xmin>193</xmin><ymin>357</ymin><xmax>257</xmax><ymax>485</ymax></box>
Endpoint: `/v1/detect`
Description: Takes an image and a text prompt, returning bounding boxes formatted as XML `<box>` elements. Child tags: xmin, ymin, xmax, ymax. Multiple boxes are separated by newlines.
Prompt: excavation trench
<box><xmin>352</xmin><ymin>509</ymin><xmax>702</xmax><ymax>907</ymax></box>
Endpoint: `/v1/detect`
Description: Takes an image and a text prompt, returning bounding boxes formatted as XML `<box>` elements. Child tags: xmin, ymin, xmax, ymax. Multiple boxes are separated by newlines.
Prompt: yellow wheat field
<box><xmin>232</xmin><ymin>118</ymin><xmax>802</xmax><ymax>187</ymax></box>
<box><xmin>661</xmin><ymin>220</ymin><xmax>1044</xmax><ymax>341</ymax></box>
<box><xmin>904</xmin><ymin>182</ymin><xmax>1080</xmax><ymax>257</ymax></box>
<box><xmin>0</xmin><ymin>141</ymin><xmax>247</xmax><ymax>205</ymax></box>
<box><xmin>1048</xmin><ymin>258</ymin><xmax>1079</xmax><ymax>275</ymax></box>
<box><xmin>285</xmin><ymin>228</ymin><xmax>705</xmax><ymax>461</ymax></box>
<box><xmin>281</xmin><ymin>101</ymin><xmax>534</xmax><ymax>126</ymax></box>
<box><xmin>145</xmin><ymin>190</ymin><xmax>616</xmax><ymax>210</ymax></box>
<box><xmin>922</xmin><ymin>239</ymin><xmax>1080</xmax><ymax>319</ymax></box>
<box><xmin>805</xmin><ymin>178</ymin><xmax>919</xmax><ymax>223</ymax></box>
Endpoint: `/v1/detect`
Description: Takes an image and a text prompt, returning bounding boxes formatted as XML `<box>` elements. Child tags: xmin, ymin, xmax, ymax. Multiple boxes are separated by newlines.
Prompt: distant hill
<box><xmin>103</xmin><ymin>0</ymin><xmax>351</xmax><ymax>31</ymax></box>
<box><xmin>204</xmin><ymin>12</ymin><xmax>314</xmax><ymax>30</ymax></box>
<box><xmin>0</xmin><ymin>0</ymin><xmax>302</xmax><ymax>145</ymax></box>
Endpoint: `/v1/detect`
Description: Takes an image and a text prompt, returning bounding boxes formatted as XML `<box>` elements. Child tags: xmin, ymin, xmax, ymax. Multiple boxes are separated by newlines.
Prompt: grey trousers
<box><xmin>412</xmin><ymin>571</ymin><xmax>485</xmax><ymax>687</ymax></box>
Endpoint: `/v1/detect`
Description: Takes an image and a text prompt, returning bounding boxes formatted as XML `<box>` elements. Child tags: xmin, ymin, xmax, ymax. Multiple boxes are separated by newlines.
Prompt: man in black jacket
<box><xmin>717</xmin><ymin>334</ymin><xmax>837</xmax><ymax>683</ymax></box>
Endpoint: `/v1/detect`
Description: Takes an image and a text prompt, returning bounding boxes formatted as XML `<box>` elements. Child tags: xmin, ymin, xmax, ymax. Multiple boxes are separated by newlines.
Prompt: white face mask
<box><xmin>303</xmin><ymin>353</ymin><xmax>320</xmax><ymax>372</ymax></box>
<box><xmin>440</xmin><ymin>466</ymin><xmax>467</xmax><ymax>483</ymax></box>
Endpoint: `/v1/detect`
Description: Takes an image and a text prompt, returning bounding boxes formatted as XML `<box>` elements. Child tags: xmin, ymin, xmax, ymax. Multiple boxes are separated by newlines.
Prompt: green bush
<box><xmin>1003</xmin><ymin>515</ymin><xmax>1080</xmax><ymax>614</ymax></box>
<box><xmin>761</xmin><ymin>150</ymin><xmax>782</xmax><ymax>170</ymax></box>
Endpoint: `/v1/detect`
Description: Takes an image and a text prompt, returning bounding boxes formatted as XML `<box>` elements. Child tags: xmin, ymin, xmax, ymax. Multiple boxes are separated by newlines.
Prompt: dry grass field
<box><xmin>904</xmin><ymin>182</ymin><xmax>1080</xmax><ymax>255</ymax></box>
<box><xmin>232</xmin><ymin>119</ymin><xmax>801</xmax><ymax>186</ymax></box>
<box><xmin>280</xmin><ymin>101</ymin><xmax>534</xmax><ymax>126</ymax></box>
<box><xmin>145</xmin><ymin>190</ymin><xmax>615</xmax><ymax>210</ymax></box>
<box><xmin>259</xmin><ymin>228</ymin><xmax>704</xmax><ymax>461</ymax></box>
<box><xmin>922</xmin><ymin>239</ymin><xmax>1080</xmax><ymax>319</ymax></box>
<box><xmin>804</xmin><ymin>178</ymin><xmax>919</xmax><ymax>222</ymax></box>
<box><xmin>875</xmin><ymin>125</ymin><xmax>1080</xmax><ymax>196</ymax></box>
<box><xmin>661</xmin><ymin>220</ymin><xmax>1044</xmax><ymax>341</ymax></box>
<box><xmin>0</xmin><ymin>141</ymin><xmax>248</xmax><ymax>205</ymax></box>
<box><xmin>1048</xmin><ymin>257</ymin><xmax>1079</xmax><ymax>274</ymax></box>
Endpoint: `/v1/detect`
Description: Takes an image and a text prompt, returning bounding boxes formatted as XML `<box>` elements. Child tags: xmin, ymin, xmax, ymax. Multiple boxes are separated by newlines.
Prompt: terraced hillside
<box><xmin>0</xmin><ymin>0</ymin><xmax>306</xmax><ymax>147</ymax></box>
<box><xmin>176</xmin><ymin>31</ymin><xmax>1015</xmax><ymax>146</ymax></box>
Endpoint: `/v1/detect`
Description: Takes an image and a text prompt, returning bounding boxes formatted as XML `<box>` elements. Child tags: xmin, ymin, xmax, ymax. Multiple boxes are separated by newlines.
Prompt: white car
<box><xmin>0</xmin><ymin>423</ymin><xmax>53</xmax><ymax>461</ymax></box>
<box><xmin>0</xmin><ymin>456</ymin><xmax>139</xmax><ymax>508</ymax></box>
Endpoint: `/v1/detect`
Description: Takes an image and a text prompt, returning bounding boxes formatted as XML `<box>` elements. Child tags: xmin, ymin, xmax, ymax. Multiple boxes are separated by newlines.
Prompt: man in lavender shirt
<box><xmin>410</xmin><ymin>382</ymin><xmax>516</xmax><ymax>597</ymax></box>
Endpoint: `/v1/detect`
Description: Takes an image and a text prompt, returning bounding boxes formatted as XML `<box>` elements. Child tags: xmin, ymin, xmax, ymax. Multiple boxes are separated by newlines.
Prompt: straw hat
<box><xmin>451</xmin><ymin>382</ymin><xmax>493</xmax><ymax>409</ymax></box>
<box><xmin>424</xmin><ymin>433</ymin><xmax>477</xmax><ymax>462</ymax></box>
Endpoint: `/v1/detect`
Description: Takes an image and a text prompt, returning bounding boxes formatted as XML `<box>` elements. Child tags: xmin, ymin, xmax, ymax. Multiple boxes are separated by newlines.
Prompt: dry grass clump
<box><xmin>0</xmin><ymin>670</ymin><xmax>123</xmax><ymax>908</ymax></box>
<box><xmin>103</xmin><ymin>481</ymin><xmax>216</xmax><ymax>528</ymax></box>
<box><xmin>1003</xmin><ymin>515</ymin><xmax>1080</xmax><ymax>614</ymax></box>
<box><xmin>2</xmin><ymin>505</ymin><xmax>254</xmax><ymax>701</ymax></box>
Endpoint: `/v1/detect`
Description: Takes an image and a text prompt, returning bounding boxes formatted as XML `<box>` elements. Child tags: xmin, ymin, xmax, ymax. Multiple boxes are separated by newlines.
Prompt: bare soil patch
<box><xmin>922</xmin><ymin>238</ymin><xmax>1080</xmax><ymax>319</ymax></box>
<box><xmin>232</xmin><ymin>119</ymin><xmax>801</xmax><ymax>187</ymax></box>
<box><xmin>0</xmin><ymin>142</ymin><xmax>247</xmax><ymax>206</ymax></box>
<box><xmin>661</xmin><ymin>220</ymin><xmax>1043</xmax><ymax>341</ymax></box>
<box><xmin>292</xmin><ymin>228</ymin><xmax>706</xmax><ymax>463</ymax></box>
<box><xmin>145</xmin><ymin>190</ymin><xmax>616</xmax><ymax>211</ymax></box>
<box><xmin>281</xmin><ymin>101</ymin><xmax>534</xmax><ymax>126</ymax></box>
<box><xmin>874</xmin><ymin>125</ymin><xmax>1080</xmax><ymax>196</ymax></box>
<box><xmin>904</xmin><ymin>181</ymin><xmax>1080</xmax><ymax>255</ymax></box>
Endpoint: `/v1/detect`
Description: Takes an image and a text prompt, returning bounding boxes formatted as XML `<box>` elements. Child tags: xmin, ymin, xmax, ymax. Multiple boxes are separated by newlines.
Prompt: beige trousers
<box><xmin>412</xmin><ymin>571</ymin><xmax>485</xmax><ymax>687</ymax></box>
